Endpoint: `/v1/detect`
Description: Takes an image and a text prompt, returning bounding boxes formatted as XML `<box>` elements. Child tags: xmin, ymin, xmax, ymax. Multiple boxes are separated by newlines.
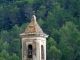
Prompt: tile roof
<box><xmin>24</xmin><ymin>15</ymin><xmax>44</xmax><ymax>34</ymax></box>
<box><xmin>20</xmin><ymin>15</ymin><xmax>48</xmax><ymax>38</ymax></box>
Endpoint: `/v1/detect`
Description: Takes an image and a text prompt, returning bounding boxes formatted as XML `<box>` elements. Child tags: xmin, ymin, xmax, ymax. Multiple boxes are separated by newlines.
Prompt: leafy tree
<box><xmin>0</xmin><ymin>50</ymin><xmax>10</xmax><ymax>60</ymax></box>
<box><xmin>36</xmin><ymin>5</ymin><xmax>46</xmax><ymax>18</ymax></box>
<box><xmin>11</xmin><ymin>25</ymin><xmax>21</xmax><ymax>38</ymax></box>
<box><xmin>65</xmin><ymin>46</ymin><xmax>75</xmax><ymax>60</ymax></box>
<box><xmin>75</xmin><ymin>53</ymin><xmax>80</xmax><ymax>60</ymax></box>
<box><xmin>51</xmin><ymin>29</ymin><xmax>60</xmax><ymax>43</ymax></box>
<box><xmin>47</xmin><ymin>46</ymin><xmax>62</xmax><ymax>60</ymax></box>
<box><xmin>47</xmin><ymin>37</ymin><xmax>60</xmax><ymax>60</ymax></box>
<box><xmin>11</xmin><ymin>53</ymin><xmax>19</xmax><ymax>60</ymax></box>
<box><xmin>47</xmin><ymin>37</ymin><xmax>57</xmax><ymax>49</ymax></box>
<box><xmin>75</xmin><ymin>38</ymin><xmax>80</xmax><ymax>60</ymax></box>
<box><xmin>1</xmin><ymin>30</ymin><xmax>10</xmax><ymax>42</ymax></box>
<box><xmin>2</xmin><ymin>42</ymin><xmax>9</xmax><ymax>52</ymax></box>
<box><xmin>59</xmin><ymin>22</ymin><xmax>80</xmax><ymax>47</ymax></box>
<box><xmin>10</xmin><ymin>39</ymin><xmax>20</xmax><ymax>55</ymax></box>
<box><xmin>44</xmin><ymin>2</ymin><xmax>65</xmax><ymax>35</ymax></box>
<box><xmin>0</xmin><ymin>57</ymin><xmax>5</xmax><ymax>60</ymax></box>
<box><xmin>37</xmin><ymin>18</ymin><xmax>44</xmax><ymax>26</ymax></box>
<box><xmin>9</xmin><ymin>6</ymin><xmax>20</xmax><ymax>25</ymax></box>
<box><xmin>0</xmin><ymin>38</ymin><xmax>4</xmax><ymax>52</ymax></box>
<box><xmin>58</xmin><ymin>21</ymin><xmax>80</xmax><ymax>60</ymax></box>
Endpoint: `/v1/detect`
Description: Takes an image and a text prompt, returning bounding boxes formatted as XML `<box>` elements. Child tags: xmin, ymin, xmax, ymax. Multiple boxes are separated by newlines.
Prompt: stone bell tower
<box><xmin>20</xmin><ymin>15</ymin><xmax>48</xmax><ymax>60</ymax></box>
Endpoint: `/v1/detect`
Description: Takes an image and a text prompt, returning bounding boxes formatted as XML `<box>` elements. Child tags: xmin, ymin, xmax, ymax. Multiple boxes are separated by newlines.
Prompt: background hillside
<box><xmin>0</xmin><ymin>0</ymin><xmax>80</xmax><ymax>60</ymax></box>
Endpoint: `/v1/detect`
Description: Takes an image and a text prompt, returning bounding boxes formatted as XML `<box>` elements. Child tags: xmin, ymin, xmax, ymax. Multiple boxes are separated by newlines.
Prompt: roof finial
<box><xmin>32</xmin><ymin>11</ymin><xmax>36</xmax><ymax>20</ymax></box>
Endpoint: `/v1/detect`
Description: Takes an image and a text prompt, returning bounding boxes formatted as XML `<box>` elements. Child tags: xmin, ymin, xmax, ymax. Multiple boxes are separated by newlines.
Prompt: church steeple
<box><xmin>20</xmin><ymin>15</ymin><xmax>48</xmax><ymax>37</ymax></box>
<box><xmin>20</xmin><ymin>15</ymin><xmax>48</xmax><ymax>60</ymax></box>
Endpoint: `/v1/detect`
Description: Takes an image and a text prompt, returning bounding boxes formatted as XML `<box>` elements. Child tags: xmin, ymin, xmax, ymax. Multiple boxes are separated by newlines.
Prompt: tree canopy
<box><xmin>0</xmin><ymin>0</ymin><xmax>80</xmax><ymax>60</ymax></box>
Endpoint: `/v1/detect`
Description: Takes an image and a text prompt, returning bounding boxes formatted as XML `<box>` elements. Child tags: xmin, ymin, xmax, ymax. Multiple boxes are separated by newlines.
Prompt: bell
<box><xmin>29</xmin><ymin>50</ymin><xmax>32</xmax><ymax>55</ymax></box>
<box><xmin>29</xmin><ymin>52</ymin><xmax>31</xmax><ymax>55</ymax></box>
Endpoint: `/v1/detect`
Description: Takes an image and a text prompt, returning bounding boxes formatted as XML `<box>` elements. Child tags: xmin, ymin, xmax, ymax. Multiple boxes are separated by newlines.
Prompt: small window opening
<box><xmin>41</xmin><ymin>45</ymin><xmax>44</xmax><ymax>59</ymax></box>
<box><xmin>28</xmin><ymin>45</ymin><xmax>32</xmax><ymax>58</ymax></box>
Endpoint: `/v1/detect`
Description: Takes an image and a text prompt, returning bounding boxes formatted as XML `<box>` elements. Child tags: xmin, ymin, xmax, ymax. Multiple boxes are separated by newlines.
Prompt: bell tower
<box><xmin>20</xmin><ymin>15</ymin><xmax>48</xmax><ymax>60</ymax></box>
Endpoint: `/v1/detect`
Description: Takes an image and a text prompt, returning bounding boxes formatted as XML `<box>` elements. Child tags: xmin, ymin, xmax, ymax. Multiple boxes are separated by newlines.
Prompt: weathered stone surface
<box><xmin>20</xmin><ymin>15</ymin><xmax>48</xmax><ymax>60</ymax></box>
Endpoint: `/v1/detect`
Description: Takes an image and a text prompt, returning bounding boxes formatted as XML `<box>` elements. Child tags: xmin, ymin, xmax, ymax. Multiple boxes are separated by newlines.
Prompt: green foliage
<box><xmin>10</xmin><ymin>39</ymin><xmax>20</xmax><ymax>56</ymax></box>
<box><xmin>0</xmin><ymin>57</ymin><xmax>5</xmax><ymax>60</ymax></box>
<box><xmin>47</xmin><ymin>37</ymin><xmax>62</xmax><ymax>60</ymax></box>
<box><xmin>36</xmin><ymin>5</ymin><xmax>46</xmax><ymax>18</ymax></box>
<box><xmin>0</xmin><ymin>39</ymin><xmax>4</xmax><ymax>52</ymax></box>
<box><xmin>47</xmin><ymin>37</ymin><xmax>57</xmax><ymax>48</ymax></box>
<box><xmin>11</xmin><ymin>53</ymin><xmax>19</xmax><ymax>60</ymax></box>
<box><xmin>47</xmin><ymin>46</ymin><xmax>62</xmax><ymax>60</ymax></box>
<box><xmin>1</xmin><ymin>30</ymin><xmax>10</xmax><ymax>42</ymax></box>
<box><xmin>0</xmin><ymin>0</ymin><xmax>80</xmax><ymax>60</ymax></box>
<box><xmin>2</xmin><ymin>42</ymin><xmax>9</xmax><ymax>51</ymax></box>
<box><xmin>37</xmin><ymin>18</ymin><xmax>45</xmax><ymax>26</ymax></box>
<box><xmin>0</xmin><ymin>50</ymin><xmax>10</xmax><ymax>60</ymax></box>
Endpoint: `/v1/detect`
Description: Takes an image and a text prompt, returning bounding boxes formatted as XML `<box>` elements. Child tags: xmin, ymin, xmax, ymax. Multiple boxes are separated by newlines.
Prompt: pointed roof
<box><xmin>20</xmin><ymin>15</ymin><xmax>48</xmax><ymax>37</ymax></box>
<box><xmin>24</xmin><ymin>15</ymin><xmax>44</xmax><ymax>34</ymax></box>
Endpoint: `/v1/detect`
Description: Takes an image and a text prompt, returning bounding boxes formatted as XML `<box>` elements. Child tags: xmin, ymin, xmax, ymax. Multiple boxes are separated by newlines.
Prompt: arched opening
<box><xmin>41</xmin><ymin>45</ymin><xmax>44</xmax><ymax>59</ymax></box>
<box><xmin>28</xmin><ymin>44</ymin><xmax>32</xmax><ymax>58</ymax></box>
